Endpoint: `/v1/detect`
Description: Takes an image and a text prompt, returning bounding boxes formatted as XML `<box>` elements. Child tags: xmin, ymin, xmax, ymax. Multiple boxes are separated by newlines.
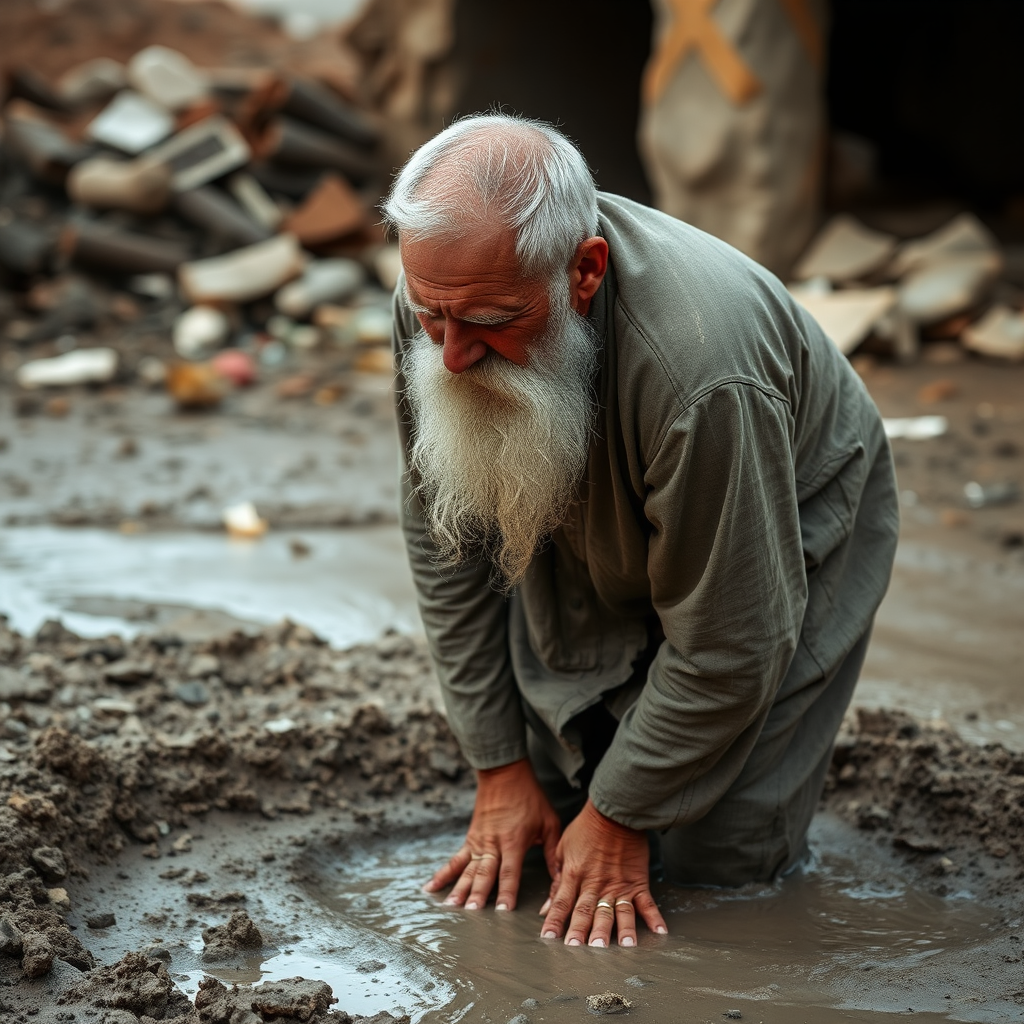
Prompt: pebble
<box><xmin>187</xmin><ymin>654</ymin><xmax>221</xmax><ymax>678</ymax></box>
<box><xmin>86</xmin><ymin>912</ymin><xmax>116</xmax><ymax>929</ymax></box>
<box><xmin>506</xmin><ymin>1015</ymin><xmax>530</xmax><ymax>1024</ymax></box>
<box><xmin>356</xmin><ymin>959</ymin><xmax>386</xmax><ymax>973</ymax></box>
<box><xmin>521</xmin><ymin>998</ymin><xmax>540</xmax><ymax>1008</ymax></box>
<box><xmin>586</xmin><ymin>992</ymin><xmax>633</xmax><ymax>1015</ymax></box>
<box><xmin>173</xmin><ymin>680</ymin><xmax>209</xmax><ymax>707</ymax></box>
<box><xmin>30</xmin><ymin>845</ymin><xmax>68</xmax><ymax>881</ymax></box>
<box><xmin>723</xmin><ymin>1012</ymin><xmax>743</xmax><ymax>1020</ymax></box>
<box><xmin>624</xmin><ymin>976</ymin><xmax>649</xmax><ymax>988</ymax></box>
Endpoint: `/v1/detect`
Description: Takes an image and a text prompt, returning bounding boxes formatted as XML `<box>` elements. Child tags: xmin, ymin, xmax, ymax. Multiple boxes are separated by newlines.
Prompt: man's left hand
<box><xmin>539</xmin><ymin>799</ymin><xmax>668</xmax><ymax>947</ymax></box>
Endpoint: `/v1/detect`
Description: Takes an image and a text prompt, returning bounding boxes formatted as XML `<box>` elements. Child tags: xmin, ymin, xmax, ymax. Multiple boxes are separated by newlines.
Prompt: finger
<box><xmin>542</xmin><ymin>819</ymin><xmax>561</xmax><ymax>882</ymax></box>
<box><xmin>443</xmin><ymin>858</ymin><xmax>484</xmax><ymax>907</ymax></box>
<box><xmin>563</xmin><ymin>890</ymin><xmax>600</xmax><ymax>947</ymax></box>
<box><xmin>587</xmin><ymin>897</ymin><xmax>616</xmax><ymax>948</ymax></box>
<box><xmin>464</xmin><ymin>853</ymin><xmax>500</xmax><ymax>910</ymax></box>
<box><xmin>634</xmin><ymin>890</ymin><xmax>668</xmax><ymax>935</ymax></box>
<box><xmin>424</xmin><ymin>846</ymin><xmax>472</xmax><ymax>893</ymax></box>
<box><xmin>540</xmin><ymin>875</ymin><xmax>579</xmax><ymax>939</ymax></box>
<box><xmin>538</xmin><ymin>872</ymin><xmax>560</xmax><ymax>916</ymax></box>
<box><xmin>614</xmin><ymin>898</ymin><xmax>637</xmax><ymax>947</ymax></box>
<box><xmin>494</xmin><ymin>852</ymin><xmax>523</xmax><ymax>911</ymax></box>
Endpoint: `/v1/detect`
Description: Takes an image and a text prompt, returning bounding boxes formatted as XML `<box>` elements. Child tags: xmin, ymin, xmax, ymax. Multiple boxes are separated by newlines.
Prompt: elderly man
<box><xmin>385</xmin><ymin>113</ymin><xmax>899</xmax><ymax>949</ymax></box>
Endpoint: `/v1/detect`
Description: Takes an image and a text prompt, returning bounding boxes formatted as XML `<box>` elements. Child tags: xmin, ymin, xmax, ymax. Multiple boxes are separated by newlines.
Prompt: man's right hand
<box><xmin>424</xmin><ymin>758</ymin><xmax>562</xmax><ymax>911</ymax></box>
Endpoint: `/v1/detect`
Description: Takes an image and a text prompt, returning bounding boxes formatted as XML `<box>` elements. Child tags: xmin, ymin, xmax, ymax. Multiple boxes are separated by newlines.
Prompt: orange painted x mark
<box><xmin>643</xmin><ymin>0</ymin><xmax>761</xmax><ymax>106</ymax></box>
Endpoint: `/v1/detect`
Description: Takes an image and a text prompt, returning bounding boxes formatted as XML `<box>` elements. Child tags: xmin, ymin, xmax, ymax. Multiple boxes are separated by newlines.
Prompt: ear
<box><xmin>569</xmin><ymin>236</ymin><xmax>609</xmax><ymax>316</ymax></box>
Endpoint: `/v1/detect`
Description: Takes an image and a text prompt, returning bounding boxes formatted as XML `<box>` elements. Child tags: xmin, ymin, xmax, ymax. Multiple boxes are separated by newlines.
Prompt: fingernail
<box><xmin>496</xmin><ymin>903</ymin><xmax>508</xmax><ymax>911</ymax></box>
<box><xmin>542</xmin><ymin>930</ymin><xmax>557</xmax><ymax>939</ymax></box>
<box><xmin>655</xmin><ymin>925</ymin><xmax>668</xmax><ymax>934</ymax></box>
<box><xmin>589</xmin><ymin>938</ymin><xmax>606</xmax><ymax>947</ymax></box>
<box><xmin>567</xmin><ymin>938</ymin><xmax>582</xmax><ymax>947</ymax></box>
<box><xmin>621</xmin><ymin>936</ymin><xmax>635</xmax><ymax>947</ymax></box>
<box><xmin>539</xmin><ymin>898</ymin><xmax>551</xmax><ymax>914</ymax></box>
<box><xmin>466</xmin><ymin>901</ymin><xmax>478</xmax><ymax>910</ymax></box>
<box><xmin>443</xmin><ymin>897</ymin><xmax>458</xmax><ymax>905</ymax></box>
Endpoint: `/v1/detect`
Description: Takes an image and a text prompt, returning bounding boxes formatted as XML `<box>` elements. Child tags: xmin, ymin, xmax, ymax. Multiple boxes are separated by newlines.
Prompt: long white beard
<box><xmin>402</xmin><ymin>295</ymin><xmax>600</xmax><ymax>589</ymax></box>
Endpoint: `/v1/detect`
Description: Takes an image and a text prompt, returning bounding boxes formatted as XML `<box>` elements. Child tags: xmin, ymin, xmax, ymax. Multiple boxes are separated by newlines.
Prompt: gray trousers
<box><xmin>527</xmin><ymin>627</ymin><xmax>871</xmax><ymax>887</ymax></box>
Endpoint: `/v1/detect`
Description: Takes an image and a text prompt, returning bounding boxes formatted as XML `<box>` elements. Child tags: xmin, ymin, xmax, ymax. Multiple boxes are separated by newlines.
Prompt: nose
<box><xmin>440</xmin><ymin>319</ymin><xmax>489</xmax><ymax>374</ymax></box>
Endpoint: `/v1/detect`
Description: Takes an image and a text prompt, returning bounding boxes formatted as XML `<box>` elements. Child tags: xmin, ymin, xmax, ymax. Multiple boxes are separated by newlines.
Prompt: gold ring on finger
<box><xmin>596</xmin><ymin>900</ymin><xmax>615</xmax><ymax>911</ymax></box>
<box><xmin>615</xmin><ymin>899</ymin><xmax>633</xmax><ymax>908</ymax></box>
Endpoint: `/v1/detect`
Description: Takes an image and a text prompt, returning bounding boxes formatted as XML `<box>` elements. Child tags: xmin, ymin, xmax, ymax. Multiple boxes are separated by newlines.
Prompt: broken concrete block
<box><xmin>86</xmin><ymin>91</ymin><xmax>175</xmax><ymax>153</ymax></box>
<box><xmin>283</xmin><ymin>172</ymin><xmax>367</xmax><ymax>247</ymax></box>
<box><xmin>66</xmin><ymin>156</ymin><xmax>173</xmax><ymax>216</ymax></box>
<box><xmin>961</xmin><ymin>304</ymin><xmax>1024</xmax><ymax>361</ymax></box>
<box><xmin>897</xmin><ymin>251</ymin><xmax>1002</xmax><ymax>324</ymax></box>
<box><xmin>17</xmin><ymin>348</ymin><xmax>118</xmax><ymax>389</ymax></box>
<box><xmin>179</xmin><ymin>234</ymin><xmax>305</xmax><ymax>305</ymax></box>
<box><xmin>890</xmin><ymin>212</ymin><xmax>1001</xmax><ymax>278</ymax></box>
<box><xmin>274</xmin><ymin>259</ymin><xmax>364</xmax><ymax>319</ymax></box>
<box><xmin>793</xmin><ymin>215</ymin><xmax>897</xmax><ymax>283</ymax></box>
<box><xmin>127</xmin><ymin>45</ymin><xmax>209</xmax><ymax>111</ymax></box>
<box><xmin>790</xmin><ymin>285</ymin><xmax>897</xmax><ymax>354</ymax></box>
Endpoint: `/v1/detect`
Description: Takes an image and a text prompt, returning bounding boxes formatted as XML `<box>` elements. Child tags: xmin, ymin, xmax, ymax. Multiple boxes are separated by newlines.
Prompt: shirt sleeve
<box><xmin>588</xmin><ymin>381</ymin><xmax>808</xmax><ymax>831</ymax></box>
<box><xmin>391</xmin><ymin>282</ymin><xmax>528</xmax><ymax>769</ymax></box>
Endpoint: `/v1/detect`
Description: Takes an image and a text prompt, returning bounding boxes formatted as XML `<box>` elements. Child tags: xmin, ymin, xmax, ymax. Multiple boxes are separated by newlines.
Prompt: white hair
<box><xmin>382</xmin><ymin>112</ymin><xmax>599</xmax><ymax>279</ymax></box>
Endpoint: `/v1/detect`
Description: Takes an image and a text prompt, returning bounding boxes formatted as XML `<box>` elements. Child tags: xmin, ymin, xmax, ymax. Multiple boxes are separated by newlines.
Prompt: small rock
<box><xmin>173</xmin><ymin>680</ymin><xmax>209</xmax><ymax>707</ymax></box>
<box><xmin>250</xmin><ymin>978</ymin><xmax>337</xmax><ymax>1020</ymax></box>
<box><xmin>21</xmin><ymin>931</ymin><xmax>54</xmax><ymax>977</ymax></box>
<box><xmin>507</xmin><ymin>1015</ymin><xmax>530</xmax><ymax>1024</ymax></box>
<box><xmin>0</xmin><ymin>913</ymin><xmax>24</xmax><ymax>956</ymax></box>
<box><xmin>723</xmin><ymin>1012</ymin><xmax>743</xmax><ymax>1021</ymax></box>
<box><xmin>357</xmin><ymin>959</ymin><xmax>387</xmax><ymax>973</ymax></box>
<box><xmin>104</xmin><ymin>659</ymin><xmax>154</xmax><ymax>685</ymax></box>
<box><xmin>187</xmin><ymin>653</ymin><xmax>221</xmax><ymax>678</ymax></box>
<box><xmin>172</xmin><ymin>834</ymin><xmax>193</xmax><ymax>854</ymax></box>
<box><xmin>522</xmin><ymin>997</ymin><xmax>540</xmax><ymax>1008</ymax></box>
<box><xmin>47</xmin><ymin>887</ymin><xmax>71</xmax><ymax>910</ymax></box>
<box><xmin>202</xmin><ymin>909</ymin><xmax>263</xmax><ymax>960</ymax></box>
<box><xmin>30</xmin><ymin>845</ymin><xmax>68</xmax><ymax>881</ymax></box>
<box><xmin>624</xmin><ymin>976</ymin><xmax>649</xmax><ymax>988</ymax></box>
<box><xmin>586</xmin><ymin>992</ymin><xmax>633</xmax><ymax>1015</ymax></box>
<box><xmin>86</xmin><ymin>912</ymin><xmax>116</xmax><ymax>929</ymax></box>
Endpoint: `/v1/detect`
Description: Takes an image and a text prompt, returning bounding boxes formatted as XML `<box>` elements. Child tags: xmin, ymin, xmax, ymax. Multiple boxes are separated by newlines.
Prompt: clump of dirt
<box><xmin>0</xmin><ymin>615</ymin><xmax>467</xmax><ymax>1002</ymax></box>
<box><xmin>201</xmin><ymin>909</ymin><xmax>263</xmax><ymax>961</ymax></box>
<box><xmin>823</xmin><ymin>706</ymin><xmax>1024</xmax><ymax>894</ymax></box>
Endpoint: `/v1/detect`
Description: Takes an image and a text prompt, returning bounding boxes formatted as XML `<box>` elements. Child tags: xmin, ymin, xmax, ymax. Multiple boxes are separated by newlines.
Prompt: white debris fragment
<box><xmin>222</xmin><ymin>501</ymin><xmax>268</xmax><ymax>538</ymax></box>
<box><xmin>883</xmin><ymin>416</ymin><xmax>948</xmax><ymax>440</ymax></box>
<box><xmin>17</xmin><ymin>348</ymin><xmax>118</xmax><ymax>389</ymax></box>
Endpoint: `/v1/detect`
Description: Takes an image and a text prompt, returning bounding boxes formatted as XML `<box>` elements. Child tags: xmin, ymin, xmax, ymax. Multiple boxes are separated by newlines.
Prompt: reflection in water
<box><xmin>289</xmin><ymin>828</ymin><xmax>996</xmax><ymax>1024</ymax></box>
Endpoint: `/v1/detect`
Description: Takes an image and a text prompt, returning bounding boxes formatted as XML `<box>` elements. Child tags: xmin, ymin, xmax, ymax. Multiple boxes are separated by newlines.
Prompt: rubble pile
<box><xmin>789</xmin><ymin>211</ymin><xmax>1024</xmax><ymax>362</ymax></box>
<box><xmin>824</xmin><ymin>706</ymin><xmax>1024</xmax><ymax>888</ymax></box>
<box><xmin>0</xmin><ymin>615</ymin><xmax>466</xmax><ymax>986</ymax></box>
<box><xmin>0</xmin><ymin>27</ymin><xmax>402</xmax><ymax>413</ymax></box>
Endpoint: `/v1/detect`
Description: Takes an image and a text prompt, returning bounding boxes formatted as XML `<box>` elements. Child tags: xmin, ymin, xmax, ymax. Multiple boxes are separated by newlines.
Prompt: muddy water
<box><xmin>291</xmin><ymin>824</ymin><xmax>1003</xmax><ymax>1023</ymax></box>
<box><xmin>0</xmin><ymin>524</ymin><xmax>420</xmax><ymax>647</ymax></box>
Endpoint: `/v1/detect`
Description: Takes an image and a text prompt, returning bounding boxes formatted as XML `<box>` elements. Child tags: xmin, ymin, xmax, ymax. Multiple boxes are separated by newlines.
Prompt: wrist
<box><xmin>477</xmin><ymin>758</ymin><xmax>533</xmax><ymax>783</ymax></box>
<box><xmin>582</xmin><ymin>798</ymin><xmax>640</xmax><ymax>837</ymax></box>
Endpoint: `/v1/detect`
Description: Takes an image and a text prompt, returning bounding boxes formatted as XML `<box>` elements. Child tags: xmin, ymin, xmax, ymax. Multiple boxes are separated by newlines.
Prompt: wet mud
<box><xmin>0</xmin><ymin>619</ymin><xmax>1022</xmax><ymax>1022</ymax></box>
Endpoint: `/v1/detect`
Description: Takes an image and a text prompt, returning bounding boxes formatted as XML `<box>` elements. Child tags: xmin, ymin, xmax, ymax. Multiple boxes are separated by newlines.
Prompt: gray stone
<box><xmin>173</xmin><ymin>680</ymin><xmax>209</xmax><ymax>707</ymax></box>
<box><xmin>21</xmin><ymin>931</ymin><xmax>54</xmax><ymax>977</ymax></box>
<box><xmin>0</xmin><ymin>913</ymin><xmax>24</xmax><ymax>957</ymax></box>
<box><xmin>356</xmin><ymin>958</ymin><xmax>387</xmax><ymax>973</ymax></box>
<box><xmin>187</xmin><ymin>654</ymin><xmax>221</xmax><ymax>678</ymax></box>
<box><xmin>104</xmin><ymin>660</ymin><xmax>154</xmax><ymax>685</ymax></box>
<box><xmin>0</xmin><ymin>666</ymin><xmax>53</xmax><ymax>702</ymax></box>
<box><xmin>586</xmin><ymin>992</ymin><xmax>633</xmax><ymax>1015</ymax></box>
<box><xmin>86</xmin><ymin>912</ymin><xmax>116</xmax><ymax>929</ymax></box>
<box><xmin>30</xmin><ymin>845</ymin><xmax>68</xmax><ymax>881</ymax></box>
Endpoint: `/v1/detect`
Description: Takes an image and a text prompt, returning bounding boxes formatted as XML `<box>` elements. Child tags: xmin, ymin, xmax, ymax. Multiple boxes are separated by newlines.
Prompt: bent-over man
<box><xmin>385</xmin><ymin>113</ymin><xmax>899</xmax><ymax>948</ymax></box>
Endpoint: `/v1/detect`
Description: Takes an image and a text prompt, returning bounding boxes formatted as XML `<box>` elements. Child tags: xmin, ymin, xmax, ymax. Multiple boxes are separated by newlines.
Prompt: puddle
<box><xmin>0</xmin><ymin>524</ymin><xmax>420</xmax><ymax>647</ymax></box>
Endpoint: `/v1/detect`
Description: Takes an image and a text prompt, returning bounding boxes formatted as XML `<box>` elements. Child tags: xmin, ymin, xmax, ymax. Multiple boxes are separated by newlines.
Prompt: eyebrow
<box><xmin>405</xmin><ymin>290</ymin><xmax>521</xmax><ymax>326</ymax></box>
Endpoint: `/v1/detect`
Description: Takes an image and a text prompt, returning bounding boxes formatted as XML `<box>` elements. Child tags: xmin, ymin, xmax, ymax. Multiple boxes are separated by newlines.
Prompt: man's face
<box><xmin>400</xmin><ymin>227</ymin><xmax>554</xmax><ymax>374</ymax></box>
<box><xmin>399</xmin><ymin>228</ymin><xmax>601</xmax><ymax>588</ymax></box>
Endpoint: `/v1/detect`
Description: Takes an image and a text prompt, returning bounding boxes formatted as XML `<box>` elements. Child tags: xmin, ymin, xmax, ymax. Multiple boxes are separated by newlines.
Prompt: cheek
<box><xmin>484</xmin><ymin>330</ymin><xmax>533</xmax><ymax>367</ymax></box>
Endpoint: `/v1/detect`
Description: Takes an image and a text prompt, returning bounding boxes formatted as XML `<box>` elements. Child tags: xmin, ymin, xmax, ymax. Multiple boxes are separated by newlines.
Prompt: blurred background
<box><xmin>0</xmin><ymin>0</ymin><xmax>1021</xmax><ymax>739</ymax></box>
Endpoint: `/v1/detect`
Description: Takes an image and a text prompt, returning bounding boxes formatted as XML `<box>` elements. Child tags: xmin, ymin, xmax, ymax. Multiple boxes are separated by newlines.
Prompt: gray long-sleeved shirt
<box><xmin>392</xmin><ymin>194</ymin><xmax>899</xmax><ymax>832</ymax></box>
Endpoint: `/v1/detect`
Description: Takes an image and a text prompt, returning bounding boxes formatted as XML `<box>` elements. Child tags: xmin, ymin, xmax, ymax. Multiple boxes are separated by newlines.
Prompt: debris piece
<box><xmin>179</xmin><ymin>233</ymin><xmax>305</xmax><ymax>305</ymax></box>
<box><xmin>4</xmin><ymin>101</ymin><xmax>90</xmax><ymax>183</ymax></box>
<box><xmin>254</xmin><ymin>116</ymin><xmax>376</xmax><ymax>180</ymax></box>
<box><xmin>723</xmin><ymin>1012</ymin><xmax>743</xmax><ymax>1021</ymax></box>
<box><xmin>202</xmin><ymin>909</ymin><xmax>263</xmax><ymax>960</ymax></box>
<box><xmin>86</xmin><ymin>90</ymin><xmax>175</xmax><ymax>153</ymax></box>
<box><xmin>223</xmin><ymin>500</ymin><xmax>268</xmax><ymax>538</ymax></box>
<box><xmin>173</xmin><ymin>681</ymin><xmax>209</xmax><ymax>707</ymax></box>
<box><xmin>173</xmin><ymin>306</ymin><xmax>230</xmax><ymax>360</ymax></box>
<box><xmin>228</xmin><ymin>171</ymin><xmax>283</xmax><ymax>230</ymax></box>
<box><xmin>56</xmin><ymin>58</ymin><xmax>127</xmax><ymax>108</ymax></box>
<box><xmin>0</xmin><ymin>219</ymin><xmax>54</xmax><ymax>275</ymax></box>
<box><xmin>890</xmin><ymin>212</ymin><xmax>1000</xmax><ymax>278</ymax></box>
<box><xmin>165</xmin><ymin>361</ymin><xmax>228</xmax><ymax>408</ymax></box>
<box><xmin>586</xmin><ymin>992</ymin><xmax>633</xmax><ymax>1015</ymax></box>
<box><xmin>793</xmin><ymin>215</ymin><xmax>897</xmax><ymax>282</ymax></box>
<box><xmin>127</xmin><ymin>45</ymin><xmax>209</xmax><ymax>112</ymax></box>
<box><xmin>174</xmin><ymin>185</ymin><xmax>271</xmax><ymax>248</ymax></box>
<box><xmin>964</xmin><ymin>481</ymin><xmax>1020</xmax><ymax>509</ymax></box>
<box><xmin>66</xmin><ymin>156</ymin><xmax>173</xmax><ymax>215</ymax></box>
<box><xmin>146</xmin><ymin>115</ymin><xmax>251</xmax><ymax>192</ymax></box>
<box><xmin>917</xmin><ymin>379</ymin><xmax>958</xmax><ymax>404</ymax></box>
<box><xmin>60</xmin><ymin>221</ymin><xmax>189</xmax><ymax>274</ymax></box>
<box><xmin>897</xmin><ymin>252</ymin><xmax>1002</xmax><ymax>324</ymax></box>
<box><xmin>250</xmin><ymin>978</ymin><xmax>337</xmax><ymax>1020</ymax></box>
<box><xmin>17</xmin><ymin>348</ymin><xmax>118</xmax><ymax>389</ymax></box>
<box><xmin>962</xmin><ymin>305</ymin><xmax>1024</xmax><ymax>361</ymax></box>
<box><xmin>275</xmin><ymin>259</ymin><xmax>364</xmax><ymax>319</ymax></box>
<box><xmin>790</xmin><ymin>286</ymin><xmax>896</xmax><ymax>354</ymax></box>
<box><xmin>30</xmin><ymin>846</ymin><xmax>68</xmax><ymax>881</ymax></box>
<box><xmin>894</xmin><ymin>834</ymin><xmax>943</xmax><ymax>854</ymax></box>
<box><xmin>883</xmin><ymin>416</ymin><xmax>948</xmax><ymax>441</ymax></box>
<box><xmin>85</xmin><ymin>912</ymin><xmax>116</xmax><ymax>929</ymax></box>
<box><xmin>211</xmin><ymin>349</ymin><xmax>257</xmax><ymax>387</ymax></box>
<box><xmin>283</xmin><ymin>172</ymin><xmax>367</xmax><ymax>247</ymax></box>
<box><xmin>256</xmin><ymin>74</ymin><xmax>379</xmax><ymax>149</ymax></box>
